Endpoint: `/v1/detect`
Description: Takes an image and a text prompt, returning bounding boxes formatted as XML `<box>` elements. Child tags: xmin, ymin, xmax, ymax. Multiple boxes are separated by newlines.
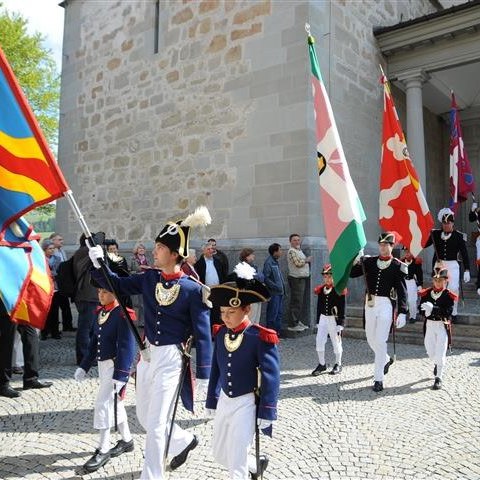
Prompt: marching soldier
<box><xmin>424</xmin><ymin>208</ymin><xmax>470</xmax><ymax>320</ymax></box>
<box><xmin>74</xmin><ymin>285</ymin><xmax>136</xmax><ymax>473</ymax></box>
<box><xmin>88</xmin><ymin>207</ymin><xmax>213</xmax><ymax>479</ymax></box>
<box><xmin>350</xmin><ymin>232</ymin><xmax>408</xmax><ymax>392</ymax></box>
<box><xmin>311</xmin><ymin>264</ymin><xmax>346</xmax><ymax>376</ymax></box>
<box><xmin>206</xmin><ymin>262</ymin><xmax>280</xmax><ymax>480</ymax></box>
<box><xmin>400</xmin><ymin>247</ymin><xmax>423</xmax><ymax>323</ymax></box>
<box><xmin>418</xmin><ymin>266</ymin><xmax>456</xmax><ymax>390</ymax></box>
<box><xmin>468</xmin><ymin>201</ymin><xmax>480</xmax><ymax>296</ymax></box>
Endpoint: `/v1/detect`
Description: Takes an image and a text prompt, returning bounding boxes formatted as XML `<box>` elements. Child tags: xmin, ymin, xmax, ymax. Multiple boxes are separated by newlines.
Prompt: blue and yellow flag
<box><xmin>0</xmin><ymin>217</ymin><xmax>53</xmax><ymax>329</ymax></box>
<box><xmin>0</xmin><ymin>47</ymin><xmax>68</xmax><ymax>233</ymax></box>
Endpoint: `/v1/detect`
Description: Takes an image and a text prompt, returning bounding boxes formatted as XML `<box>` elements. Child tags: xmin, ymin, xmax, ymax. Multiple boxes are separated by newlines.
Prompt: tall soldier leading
<box><xmin>424</xmin><ymin>208</ymin><xmax>470</xmax><ymax>321</ymax></box>
<box><xmin>350</xmin><ymin>232</ymin><xmax>408</xmax><ymax>392</ymax></box>
<box><xmin>88</xmin><ymin>207</ymin><xmax>213</xmax><ymax>480</ymax></box>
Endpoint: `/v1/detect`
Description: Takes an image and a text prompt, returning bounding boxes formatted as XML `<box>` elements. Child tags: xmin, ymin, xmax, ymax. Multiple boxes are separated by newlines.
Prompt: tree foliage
<box><xmin>0</xmin><ymin>3</ymin><xmax>60</xmax><ymax>150</ymax></box>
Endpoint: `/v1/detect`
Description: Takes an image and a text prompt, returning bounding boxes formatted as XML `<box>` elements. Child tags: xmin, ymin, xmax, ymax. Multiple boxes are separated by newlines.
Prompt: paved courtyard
<box><xmin>1</xmin><ymin>331</ymin><xmax>479</xmax><ymax>480</ymax></box>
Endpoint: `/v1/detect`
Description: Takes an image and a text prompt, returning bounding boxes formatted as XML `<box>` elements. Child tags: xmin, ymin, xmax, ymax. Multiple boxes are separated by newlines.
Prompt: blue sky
<box><xmin>1</xmin><ymin>0</ymin><xmax>64</xmax><ymax>71</ymax></box>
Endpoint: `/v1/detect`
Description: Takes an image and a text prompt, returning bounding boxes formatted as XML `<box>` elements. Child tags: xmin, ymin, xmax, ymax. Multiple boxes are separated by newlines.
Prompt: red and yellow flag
<box><xmin>379</xmin><ymin>76</ymin><xmax>433</xmax><ymax>256</ymax></box>
<box><xmin>0</xmin><ymin>47</ymin><xmax>68</xmax><ymax>233</ymax></box>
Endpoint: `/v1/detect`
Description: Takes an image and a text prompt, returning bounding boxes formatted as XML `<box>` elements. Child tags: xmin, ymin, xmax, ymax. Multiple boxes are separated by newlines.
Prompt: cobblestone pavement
<box><xmin>1</xmin><ymin>331</ymin><xmax>479</xmax><ymax>480</ymax></box>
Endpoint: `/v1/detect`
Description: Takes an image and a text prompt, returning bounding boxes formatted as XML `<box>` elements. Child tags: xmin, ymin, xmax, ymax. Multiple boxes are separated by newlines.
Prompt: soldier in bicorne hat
<box><xmin>311</xmin><ymin>264</ymin><xmax>346</xmax><ymax>376</ymax></box>
<box><xmin>206</xmin><ymin>262</ymin><xmax>280</xmax><ymax>480</ymax></box>
<box><xmin>350</xmin><ymin>232</ymin><xmax>408</xmax><ymax>392</ymax></box>
<box><xmin>424</xmin><ymin>208</ymin><xmax>470</xmax><ymax>320</ymax></box>
<box><xmin>88</xmin><ymin>207</ymin><xmax>213</xmax><ymax>480</ymax></box>
<box><xmin>418</xmin><ymin>266</ymin><xmax>456</xmax><ymax>390</ymax></box>
<box><xmin>74</xmin><ymin>282</ymin><xmax>137</xmax><ymax>473</ymax></box>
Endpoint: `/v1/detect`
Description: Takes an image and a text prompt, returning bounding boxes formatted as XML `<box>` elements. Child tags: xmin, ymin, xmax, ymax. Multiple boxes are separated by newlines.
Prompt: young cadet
<box><xmin>400</xmin><ymin>247</ymin><xmax>424</xmax><ymax>323</ymax></box>
<box><xmin>350</xmin><ymin>232</ymin><xmax>408</xmax><ymax>392</ymax></box>
<box><xmin>88</xmin><ymin>207</ymin><xmax>213</xmax><ymax>479</ymax></box>
<box><xmin>311</xmin><ymin>264</ymin><xmax>346</xmax><ymax>376</ymax></box>
<box><xmin>74</xmin><ymin>285</ymin><xmax>136</xmax><ymax>473</ymax></box>
<box><xmin>206</xmin><ymin>262</ymin><xmax>280</xmax><ymax>480</ymax></box>
<box><xmin>418</xmin><ymin>266</ymin><xmax>456</xmax><ymax>390</ymax></box>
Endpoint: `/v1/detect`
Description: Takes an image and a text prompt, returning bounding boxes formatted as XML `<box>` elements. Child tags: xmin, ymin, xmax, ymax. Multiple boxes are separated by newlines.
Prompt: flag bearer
<box><xmin>311</xmin><ymin>264</ymin><xmax>346</xmax><ymax>376</ymax></box>
<box><xmin>418</xmin><ymin>266</ymin><xmax>456</xmax><ymax>390</ymax></box>
<box><xmin>350</xmin><ymin>232</ymin><xmax>408</xmax><ymax>392</ymax></box>
<box><xmin>74</xmin><ymin>285</ymin><xmax>136</xmax><ymax>473</ymax></box>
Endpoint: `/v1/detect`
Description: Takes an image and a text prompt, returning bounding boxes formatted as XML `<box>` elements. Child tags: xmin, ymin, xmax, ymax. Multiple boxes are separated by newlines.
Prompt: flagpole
<box><xmin>63</xmin><ymin>190</ymin><xmax>146</xmax><ymax>356</ymax></box>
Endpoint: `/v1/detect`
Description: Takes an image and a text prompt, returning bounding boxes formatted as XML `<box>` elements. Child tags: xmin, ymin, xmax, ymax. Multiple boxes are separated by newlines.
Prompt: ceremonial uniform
<box><xmin>424</xmin><ymin>208</ymin><xmax>470</xmax><ymax>316</ymax></box>
<box><xmin>350</xmin><ymin>233</ymin><xmax>407</xmax><ymax>390</ymax></box>
<box><xmin>312</xmin><ymin>264</ymin><xmax>346</xmax><ymax>375</ymax></box>
<box><xmin>468</xmin><ymin>205</ymin><xmax>480</xmax><ymax>293</ymax></box>
<box><xmin>418</xmin><ymin>266</ymin><xmax>456</xmax><ymax>390</ymax></box>
<box><xmin>207</xmin><ymin>262</ymin><xmax>280</xmax><ymax>480</ymax></box>
<box><xmin>401</xmin><ymin>253</ymin><xmax>423</xmax><ymax>322</ymax></box>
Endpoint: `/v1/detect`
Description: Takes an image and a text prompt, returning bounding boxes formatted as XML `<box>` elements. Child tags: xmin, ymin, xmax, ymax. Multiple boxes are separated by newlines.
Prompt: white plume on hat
<box><xmin>181</xmin><ymin>206</ymin><xmax>212</xmax><ymax>228</ymax></box>
<box><xmin>437</xmin><ymin>207</ymin><xmax>454</xmax><ymax>223</ymax></box>
<box><xmin>234</xmin><ymin>261</ymin><xmax>255</xmax><ymax>280</ymax></box>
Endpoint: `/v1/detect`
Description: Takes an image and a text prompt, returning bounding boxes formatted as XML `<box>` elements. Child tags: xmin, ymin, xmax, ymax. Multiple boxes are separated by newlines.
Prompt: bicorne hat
<box><xmin>322</xmin><ymin>264</ymin><xmax>333</xmax><ymax>275</ymax></box>
<box><xmin>378</xmin><ymin>231</ymin><xmax>399</xmax><ymax>245</ymax></box>
<box><xmin>155</xmin><ymin>206</ymin><xmax>211</xmax><ymax>258</ymax></box>
<box><xmin>432</xmin><ymin>266</ymin><xmax>449</xmax><ymax>279</ymax></box>
<box><xmin>209</xmin><ymin>262</ymin><xmax>270</xmax><ymax>308</ymax></box>
<box><xmin>438</xmin><ymin>207</ymin><xmax>454</xmax><ymax>224</ymax></box>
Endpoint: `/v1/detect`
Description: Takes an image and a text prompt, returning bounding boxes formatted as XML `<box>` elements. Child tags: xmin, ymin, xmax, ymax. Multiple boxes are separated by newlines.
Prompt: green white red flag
<box><xmin>308</xmin><ymin>32</ymin><xmax>366</xmax><ymax>293</ymax></box>
<box><xmin>379</xmin><ymin>75</ymin><xmax>433</xmax><ymax>256</ymax></box>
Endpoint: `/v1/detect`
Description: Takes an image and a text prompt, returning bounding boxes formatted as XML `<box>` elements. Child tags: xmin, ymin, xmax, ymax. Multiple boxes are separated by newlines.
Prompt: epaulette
<box><xmin>418</xmin><ymin>287</ymin><xmax>431</xmax><ymax>297</ymax></box>
<box><xmin>457</xmin><ymin>230</ymin><xmax>467</xmax><ymax>242</ymax></box>
<box><xmin>415</xmin><ymin>257</ymin><xmax>423</xmax><ymax>265</ymax></box>
<box><xmin>447</xmin><ymin>290</ymin><xmax>459</xmax><ymax>301</ymax></box>
<box><xmin>212</xmin><ymin>324</ymin><xmax>224</xmax><ymax>337</ymax></box>
<box><xmin>186</xmin><ymin>276</ymin><xmax>213</xmax><ymax>308</ymax></box>
<box><xmin>313</xmin><ymin>284</ymin><xmax>324</xmax><ymax>295</ymax></box>
<box><xmin>121</xmin><ymin>307</ymin><xmax>137</xmax><ymax>321</ymax></box>
<box><xmin>394</xmin><ymin>258</ymin><xmax>408</xmax><ymax>275</ymax></box>
<box><xmin>253</xmin><ymin>324</ymin><xmax>279</xmax><ymax>344</ymax></box>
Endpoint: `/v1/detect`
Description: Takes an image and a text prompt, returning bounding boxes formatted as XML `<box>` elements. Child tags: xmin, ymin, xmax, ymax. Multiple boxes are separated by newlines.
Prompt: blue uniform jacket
<box><xmin>80</xmin><ymin>304</ymin><xmax>136</xmax><ymax>382</ymax></box>
<box><xmin>206</xmin><ymin>322</ymin><xmax>280</xmax><ymax>423</ymax></box>
<box><xmin>91</xmin><ymin>267</ymin><xmax>213</xmax><ymax>409</ymax></box>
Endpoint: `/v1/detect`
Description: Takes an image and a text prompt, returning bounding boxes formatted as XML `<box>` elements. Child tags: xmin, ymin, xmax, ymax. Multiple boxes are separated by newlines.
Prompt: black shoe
<box><xmin>408</xmin><ymin>317</ymin><xmax>416</xmax><ymax>324</ymax></box>
<box><xmin>170</xmin><ymin>435</ymin><xmax>198</xmax><ymax>470</ymax></box>
<box><xmin>83</xmin><ymin>449</ymin><xmax>111</xmax><ymax>473</ymax></box>
<box><xmin>12</xmin><ymin>366</ymin><xmax>24</xmax><ymax>375</ymax></box>
<box><xmin>52</xmin><ymin>334</ymin><xmax>62</xmax><ymax>339</ymax></box>
<box><xmin>63</xmin><ymin>327</ymin><xmax>77</xmax><ymax>332</ymax></box>
<box><xmin>0</xmin><ymin>385</ymin><xmax>21</xmax><ymax>398</ymax></box>
<box><xmin>250</xmin><ymin>455</ymin><xmax>269</xmax><ymax>480</ymax></box>
<box><xmin>109</xmin><ymin>439</ymin><xmax>134</xmax><ymax>457</ymax></box>
<box><xmin>433</xmin><ymin>365</ymin><xmax>437</xmax><ymax>376</ymax></box>
<box><xmin>330</xmin><ymin>364</ymin><xmax>342</xmax><ymax>375</ymax></box>
<box><xmin>432</xmin><ymin>377</ymin><xmax>442</xmax><ymax>390</ymax></box>
<box><xmin>23</xmin><ymin>379</ymin><xmax>53</xmax><ymax>390</ymax></box>
<box><xmin>383</xmin><ymin>358</ymin><xmax>394</xmax><ymax>375</ymax></box>
<box><xmin>311</xmin><ymin>363</ymin><xmax>327</xmax><ymax>376</ymax></box>
<box><xmin>372</xmin><ymin>381</ymin><xmax>384</xmax><ymax>392</ymax></box>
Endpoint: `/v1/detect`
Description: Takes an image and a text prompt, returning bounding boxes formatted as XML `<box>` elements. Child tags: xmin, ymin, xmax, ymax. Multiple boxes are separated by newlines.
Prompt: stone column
<box><xmin>397</xmin><ymin>70</ymin><xmax>429</xmax><ymax>193</ymax></box>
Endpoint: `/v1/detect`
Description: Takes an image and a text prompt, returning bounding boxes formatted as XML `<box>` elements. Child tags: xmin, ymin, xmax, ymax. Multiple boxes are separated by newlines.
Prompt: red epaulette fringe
<box><xmin>418</xmin><ymin>288</ymin><xmax>431</xmax><ymax>297</ymax></box>
<box><xmin>121</xmin><ymin>307</ymin><xmax>137</xmax><ymax>321</ymax></box>
<box><xmin>212</xmin><ymin>324</ymin><xmax>223</xmax><ymax>337</ymax></box>
<box><xmin>447</xmin><ymin>290</ymin><xmax>459</xmax><ymax>301</ymax></box>
<box><xmin>255</xmin><ymin>325</ymin><xmax>279</xmax><ymax>344</ymax></box>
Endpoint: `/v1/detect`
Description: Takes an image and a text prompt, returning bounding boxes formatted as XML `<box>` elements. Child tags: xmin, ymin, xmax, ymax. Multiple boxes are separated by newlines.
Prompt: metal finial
<box><xmin>305</xmin><ymin>23</ymin><xmax>311</xmax><ymax>35</ymax></box>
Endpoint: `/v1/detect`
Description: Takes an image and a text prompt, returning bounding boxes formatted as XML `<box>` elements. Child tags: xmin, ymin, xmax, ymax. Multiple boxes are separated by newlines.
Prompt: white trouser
<box><xmin>424</xmin><ymin>320</ymin><xmax>448</xmax><ymax>379</ymax></box>
<box><xmin>444</xmin><ymin>260</ymin><xmax>459</xmax><ymax>315</ymax></box>
<box><xmin>213</xmin><ymin>390</ymin><xmax>256</xmax><ymax>480</ymax></box>
<box><xmin>364</xmin><ymin>296</ymin><xmax>392</xmax><ymax>382</ymax></box>
<box><xmin>405</xmin><ymin>279</ymin><xmax>418</xmax><ymax>320</ymax></box>
<box><xmin>315</xmin><ymin>314</ymin><xmax>342</xmax><ymax>365</ymax></box>
<box><xmin>249</xmin><ymin>303</ymin><xmax>261</xmax><ymax>325</ymax></box>
<box><xmin>94</xmin><ymin>359</ymin><xmax>127</xmax><ymax>429</ymax></box>
<box><xmin>476</xmin><ymin>236</ymin><xmax>480</xmax><ymax>260</ymax></box>
<box><xmin>136</xmin><ymin>344</ymin><xmax>194</xmax><ymax>480</ymax></box>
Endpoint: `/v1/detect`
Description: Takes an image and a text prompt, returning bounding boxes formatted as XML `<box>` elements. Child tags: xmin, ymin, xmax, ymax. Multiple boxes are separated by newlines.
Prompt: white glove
<box><xmin>396</xmin><ymin>313</ymin><xmax>406</xmax><ymax>329</ymax></box>
<box><xmin>463</xmin><ymin>270</ymin><xmax>470</xmax><ymax>283</ymax></box>
<box><xmin>205</xmin><ymin>408</ymin><xmax>215</xmax><ymax>418</ymax></box>
<box><xmin>353</xmin><ymin>250</ymin><xmax>364</xmax><ymax>265</ymax></box>
<box><xmin>74</xmin><ymin>367</ymin><xmax>86</xmax><ymax>382</ymax></box>
<box><xmin>472</xmin><ymin>202</ymin><xmax>478</xmax><ymax>211</ymax></box>
<box><xmin>257</xmin><ymin>418</ymin><xmax>273</xmax><ymax>430</ymax></box>
<box><xmin>196</xmin><ymin>378</ymin><xmax>209</xmax><ymax>396</ymax></box>
<box><xmin>420</xmin><ymin>302</ymin><xmax>434</xmax><ymax>317</ymax></box>
<box><xmin>88</xmin><ymin>245</ymin><xmax>104</xmax><ymax>269</ymax></box>
<box><xmin>335</xmin><ymin>325</ymin><xmax>344</xmax><ymax>334</ymax></box>
<box><xmin>417</xmin><ymin>285</ymin><xmax>423</xmax><ymax>292</ymax></box>
<box><xmin>113</xmin><ymin>379</ymin><xmax>126</xmax><ymax>391</ymax></box>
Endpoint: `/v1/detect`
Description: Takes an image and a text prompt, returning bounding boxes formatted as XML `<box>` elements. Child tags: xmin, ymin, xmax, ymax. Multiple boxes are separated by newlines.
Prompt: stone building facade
<box><xmin>56</xmin><ymin>0</ymin><xmax>480</xmax><ymax>321</ymax></box>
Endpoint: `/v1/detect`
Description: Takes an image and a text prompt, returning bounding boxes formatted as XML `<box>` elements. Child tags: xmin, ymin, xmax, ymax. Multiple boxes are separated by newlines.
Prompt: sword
<box><xmin>114</xmin><ymin>383</ymin><xmax>118</xmax><ymax>432</ymax></box>
<box><xmin>164</xmin><ymin>335</ymin><xmax>193</xmax><ymax>468</ymax></box>
<box><xmin>390</xmin><ymin>288</ymin><xmax>397</xmax><ymax>362</ymax></box>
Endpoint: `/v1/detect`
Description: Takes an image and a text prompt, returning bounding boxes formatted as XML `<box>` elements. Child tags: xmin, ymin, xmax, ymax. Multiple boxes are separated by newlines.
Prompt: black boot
<box><xmin>330</xmin><ymin>364</ymin><xmax>342</xmax><ymax>375</ymax></box>
<box><xmin>311</xmin><ymin>363</ymin><xmax>327</xmax><ymax>376</ymax></box>
<box><xmin>0</xmin><ymin>385</ymin><xmax>21</xmax><ymax>398</ymax></box>
<box><xmin>383</xmin><ymin>358</ymin><xmax>394</xmax><ymax>375</ymax></box>
<box><xmin>250</xmin><ymin>455</ymin><xmax>269</xmax><ymax>480</ymax></box>
<box><xmin>83</xmin><ymin>449</ymin><xmax>110</xmax><ymax>473</ymax></box>
<box><xmin>170</xmin><ymin>435</ymin><xmax>198</xmax><ymax>470</ymax></box>
<box><xmin>433</xmin><ymin>365</ymin><xmax>437</xmax><ymax>376</ymax></box>
<box><xmin>432</xmin><ymin>377</ymin><xmax>442</xmax><ymax>390</ymax></box>
<box><xmin>109</xmin><ymin>439</ymin><xmax>134</xmax><ymax>457</ymax></box>
<box><xmin>23</xmin><ymin>379</ymin><xmax>53</xmax><ymax>390</ymax></box>
<box><xmin>372</xmin><ymin>381</ymin><xmax>384</xmax><ymax>392</ymax></box>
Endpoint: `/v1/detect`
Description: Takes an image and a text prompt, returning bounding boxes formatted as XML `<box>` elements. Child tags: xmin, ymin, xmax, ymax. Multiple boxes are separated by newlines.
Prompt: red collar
<box><xmin>433</xmin><ymin>287</ymin><xmax>444</xmax><ymax>293</ymax></box>
<box><xmin>161</xmin><ymin>271</ymin><xmax>184</xmax><ymax>281</ymax></box>
<box><xmin>231</xmin><ymin>319</ymin><xmax>250</xmax><ymax>333</ymax></box>
<box><xmin>95</xmin><ymin>301</ymin><xmax>117</xmax><ymax>313</ymax></box>
<box><xmin>379</xmin><ymin>255</ymin><xmax>392</xmax><ymax>261</ymax></box>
